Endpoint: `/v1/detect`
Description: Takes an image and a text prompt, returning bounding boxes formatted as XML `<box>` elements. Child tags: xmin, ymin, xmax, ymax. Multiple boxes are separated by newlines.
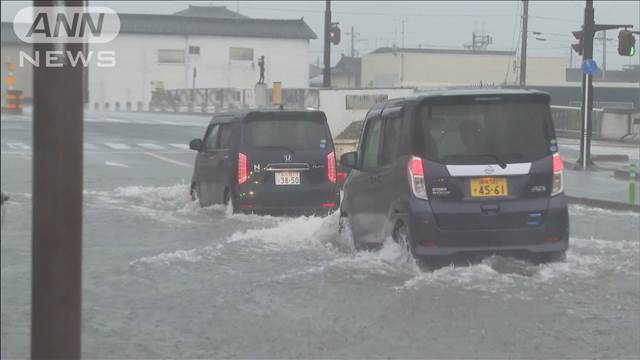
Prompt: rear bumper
<box><xmin>234</xmin><ymin>183</ymin><xmax>340</xmax><ymax>216</ymax></box>
<box><xmin>237</xmin><ymin>205</ymin><xmax>338</xmax><ymax>216</ymax></box>
<box><xmin>408</xmin><ymin>194</ymin><xmax>569</xmax><ymax>257</ymax></box>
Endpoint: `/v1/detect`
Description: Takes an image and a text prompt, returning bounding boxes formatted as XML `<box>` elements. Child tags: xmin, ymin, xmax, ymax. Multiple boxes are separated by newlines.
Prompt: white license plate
<box><xmin>275</xmin><ymin>171</ymin><xmax>300</xmax><ymax>185</ymax></box>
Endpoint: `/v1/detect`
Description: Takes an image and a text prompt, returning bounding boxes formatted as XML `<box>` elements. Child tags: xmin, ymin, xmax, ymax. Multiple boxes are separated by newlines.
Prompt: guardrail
<box><xmin>550</xmin><ymin>105</ymin><xmax>605</xmax><ymax>138</ymax></box>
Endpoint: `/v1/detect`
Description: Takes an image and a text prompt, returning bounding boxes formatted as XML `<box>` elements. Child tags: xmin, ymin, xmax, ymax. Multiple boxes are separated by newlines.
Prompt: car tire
<box><xmin>338</xmin><ymin>214</ymin><xmax>358</xmax><ymax>252</ymax></box>
<box><xmin>223</xmin><ymin>189</ymin><xmax>237</xmax><ymax>214</ymax></box>
<box><xmin>196</xmin><ymin>182</ymin><xmax>210</xmax><ymax>208</ymax></box>
<box><xmin>392</xmin><ymin>221</ymin><xmax>415</xmax><ymax>256</ymax></box>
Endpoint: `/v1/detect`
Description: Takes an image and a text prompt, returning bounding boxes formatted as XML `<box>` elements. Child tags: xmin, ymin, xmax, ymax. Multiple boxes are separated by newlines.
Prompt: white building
<box><xmin>1</xmin><ymin>6</ymin><xmax>316</xmax><ymax>110</ymax></box>
<box><xmin>89</xmin><ymin>6</ymin><xmax>316</xmax><ymax>111</ymax></box>
<box><xmin>361</xmin><ymin>47</ymin><xmax>568</xmax><ymax>88</ymax></box>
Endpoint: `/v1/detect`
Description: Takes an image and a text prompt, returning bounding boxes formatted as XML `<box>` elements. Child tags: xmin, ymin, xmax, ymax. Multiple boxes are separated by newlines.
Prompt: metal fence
<box><xmin>550</xmin><ymin>105</ymin><xmax>605</xmax><ymax>138</ymax></box>
<box><xmin>149</xmin><ymin>87</ymin><xmax>320</xmax><ymax>113</ymax></box>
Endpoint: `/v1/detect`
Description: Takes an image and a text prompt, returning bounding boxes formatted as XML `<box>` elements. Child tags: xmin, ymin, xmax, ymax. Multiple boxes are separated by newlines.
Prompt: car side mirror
<box><xmin>189</xmin><ymin>139</ymin><xmax>203</xmax><ymax>151</ymax></box>
<box><xmin>340</xmin><ymin>151</ymin><xmax>358</xmax><ymax>169</ymax></box>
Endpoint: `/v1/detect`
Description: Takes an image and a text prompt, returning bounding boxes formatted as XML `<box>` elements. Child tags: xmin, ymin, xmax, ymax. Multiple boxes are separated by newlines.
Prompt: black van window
<box><xmin>219</xmin><ymin>123</ymin><xmax>233</xmax><ymax>149</ymax></box>
<box><xmin>381</xmin><ymin>116</ymin><xmax>402</xmax><ymax>165</ymax></box>
<box><xmin>361</xmin><ymin>117</ymin><xmax>382</xmax><ymax>169</ymax></box>
<box><xmin>203</xmin><ymin>124</ymin><xmax>220</xmax><ymax>150</ymax></box>
<box><xmin>242</xmin><ymin>112</ymin><xmax>331</xmax><ymax>151</ymax></box>
<box><xmin>421</xmin><ymin>99</ymin><xmax>551</xmax><ymax>165</ymax></box>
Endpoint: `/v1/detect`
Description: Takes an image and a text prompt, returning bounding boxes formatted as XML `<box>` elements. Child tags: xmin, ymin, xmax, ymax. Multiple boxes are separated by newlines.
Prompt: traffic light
<box><xmin>329</xmin><ymin>23</ymin><xmax>341</xmax><ymax>45</ymax></box>
<box><xmin>571</xmin><ymin>30</ymin><xmax>583</xmax><ymax>56</ymax></box>
<box><xmin>618</xmin><ymin>30</ymin><xmax>636</xmax><ymax>56</ymax></box>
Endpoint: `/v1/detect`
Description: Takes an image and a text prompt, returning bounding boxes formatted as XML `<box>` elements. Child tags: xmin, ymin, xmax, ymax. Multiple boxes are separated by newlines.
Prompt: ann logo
<box><xmin>27</xmin><ymin>12</ymin><xmax>105</xmax><ymax>38</ymax></box>
<box><xmin>14</xmin><ymin>6</ymin><xmax>120</xmax><ymax>44</ymax></box>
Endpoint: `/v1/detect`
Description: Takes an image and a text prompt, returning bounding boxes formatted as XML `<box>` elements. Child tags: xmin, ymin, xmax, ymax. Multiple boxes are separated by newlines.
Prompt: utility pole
<box><xmin>401</xmin><ymin>18</ymin><xmax>405</xmax><ymax>48</ymax></box>
<box><xmin>346</xmin><ymin>26</ymin><xmax>360</xmax><ymax>57</ymax></box>
<box><xmin>519</xmin><ymin>0</ymin><xmax>529</xmax><ymax>87</ymax></box>
<box><xmin>323</xmin><ymin>0</ymin><xmax>331</xmax><ymax>87</ymax></box>
<box><xmin>32</xmin><ymin>0</ymin><xmax>84</xmax><ymax>358</ymax></box>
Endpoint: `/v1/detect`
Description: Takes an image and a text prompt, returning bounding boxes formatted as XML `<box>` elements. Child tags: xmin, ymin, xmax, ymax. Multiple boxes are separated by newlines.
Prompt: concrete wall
<box><xmin>600</xmin><ymin>110</ymin><xmax>640</xmax><ymax>141</ymax></box>
<box><xmin>88</xmin><ymin>33</ymin><xmax>309</xmax><ymax>111</ymax></box>
<box><xmin>362</xmin><ymin>51</ymin><xmax>566</xmax><ymax>88</ymax></box>
<box><xmin>317</xmin><ymin>88</ymin><xmax>415</xmax><ymax>136</ymax></box>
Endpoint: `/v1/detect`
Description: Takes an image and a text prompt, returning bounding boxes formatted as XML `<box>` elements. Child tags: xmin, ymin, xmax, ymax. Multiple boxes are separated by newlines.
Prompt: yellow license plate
<box><xmin>470</xmin><ymin>177</ymin><xmax>508</xmax><ymax>198</ymax></box>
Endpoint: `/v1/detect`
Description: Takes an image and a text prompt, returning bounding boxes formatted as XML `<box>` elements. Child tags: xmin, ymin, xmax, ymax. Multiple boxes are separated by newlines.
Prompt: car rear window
<box><xmin>242</xmin><ymin>112</ymin><xmax>331</xmax><ymax>151</ymax></box>
<box><xmin>419</xmin><ymin>98</ymin><xmax>552</xmax><ymax>165</ymax></box>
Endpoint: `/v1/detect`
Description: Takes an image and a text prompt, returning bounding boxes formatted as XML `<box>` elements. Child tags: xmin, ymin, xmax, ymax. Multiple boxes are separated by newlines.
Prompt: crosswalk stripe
<box><xmin>7</xmin><ymin>142</ymin><xmax>31</xmax><ymax>150</ymax></box>
<box><xmin>168</xmin><ymin>143</ymin><xmax>189</xmax><ymax>150</ymax></box>
<box><xmin>103</xmin><ymin>142</ymin><xmax>131</xmax><ymax>150</ymax></box>
<box><xmin>137</xmin><ymin>143</ymin><xmax>165</xmax><ymax>150</ymax></box>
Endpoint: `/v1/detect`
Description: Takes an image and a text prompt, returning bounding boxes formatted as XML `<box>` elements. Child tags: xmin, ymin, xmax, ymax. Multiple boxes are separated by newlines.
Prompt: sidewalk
<box><xmin>559</xmin><ymin>137</ymin><xmax>640</xmax><ymax>212</ymax></box>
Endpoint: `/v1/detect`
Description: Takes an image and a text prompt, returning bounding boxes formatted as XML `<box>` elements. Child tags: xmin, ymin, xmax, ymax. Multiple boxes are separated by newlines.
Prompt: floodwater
<box><xmin>2</xmin><ymin>184</ymin><xmax>639</xmax><ymax>358</ymax></box>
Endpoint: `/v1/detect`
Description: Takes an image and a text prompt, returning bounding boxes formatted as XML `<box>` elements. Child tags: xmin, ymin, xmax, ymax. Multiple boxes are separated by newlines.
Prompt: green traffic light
<box><xmin>630</xmin><ymin>46</ymin><xmax>637</xmax><ymax>56</ymax></box>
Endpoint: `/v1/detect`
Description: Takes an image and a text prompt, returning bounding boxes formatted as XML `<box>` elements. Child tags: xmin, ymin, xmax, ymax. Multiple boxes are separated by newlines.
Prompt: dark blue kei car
<box><xmin>189</xmin><ymin>109</ymin><xmax>340</xmax><ymax>216</ymax></box>
<box><xmin>339</xmin><ymin>89</ymin><xmax>569</xmax><ymax>261</ymax></box>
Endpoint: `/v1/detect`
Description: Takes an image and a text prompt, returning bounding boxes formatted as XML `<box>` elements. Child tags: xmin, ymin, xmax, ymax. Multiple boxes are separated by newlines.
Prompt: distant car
<box><xmin>339</xmin><ymin>89</ymin><xmax>569</xmax><ymax>261</ymax></box>
<box><xmin>189</xmin><ymin>109</ymin><xmax>340</xmax><ymax>215</ymax></box>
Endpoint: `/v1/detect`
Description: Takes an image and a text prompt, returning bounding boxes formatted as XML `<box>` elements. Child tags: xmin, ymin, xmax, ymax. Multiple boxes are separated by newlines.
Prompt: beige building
<box><xmin>362</xmin><ymin>47</ymin><xmax>567</xmax><ymax>88</ymax></box>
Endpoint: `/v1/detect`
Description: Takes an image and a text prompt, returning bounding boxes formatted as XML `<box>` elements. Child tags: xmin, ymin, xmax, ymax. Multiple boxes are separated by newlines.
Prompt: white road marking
<box><xmin>144</xmin><ymin>152</ymin><xmax>192</xmax><ymax>168</ymax></box>
<box><xmin>84</xmin><ymin>142</ymin><xmax>98</xmax><ymax>150</ymax></box>
<box><xmin>7</xmin><ymin>142</ymin><xmax>31</xmax><ymax>150</ymax></box>
<box><xmin>137</xmin><ymin>143</ymin><xmax>165</xmax><ymax>150</ymax></box>
<box><xmin>103</xmin><ymin>142</ymin><xmax>131</xmax><ymax>150</ymax></box>
<box><xmin>104</xmin><ymin>161</ymin><xmax>130</xmax><ymax>168</ymax></box>
<box><xmin>168</xmin><ymin>143</ymin><xmax>189</xmax><ymax>150</ymax></box>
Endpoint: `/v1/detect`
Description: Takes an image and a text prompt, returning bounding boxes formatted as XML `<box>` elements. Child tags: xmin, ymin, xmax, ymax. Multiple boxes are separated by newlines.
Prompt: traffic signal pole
<box><xmin>578</xmin><ymin>0</ymin><xmax>594</xmax><ymax>170</ymax></box>
<box><xmin>32</xmin><ymin>0</ymin><xmax>84</xmax><ymax>358</ymax></box>
<box><xmin>575</xmin><ymin>0</ymin><xmax>633</xmax><ymax>170</ymax></box>
<box><xmin>323</xmin><ymin>0</ymin><xmax>331</xmax><ymax>87</ymax></box>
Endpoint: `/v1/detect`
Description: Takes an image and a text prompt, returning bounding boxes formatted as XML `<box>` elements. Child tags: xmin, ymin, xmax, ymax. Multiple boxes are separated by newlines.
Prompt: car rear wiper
<box><xmin>475</xmin><ymin>153</ymin><xmax>507</xmax><ymax>169</ymax></box>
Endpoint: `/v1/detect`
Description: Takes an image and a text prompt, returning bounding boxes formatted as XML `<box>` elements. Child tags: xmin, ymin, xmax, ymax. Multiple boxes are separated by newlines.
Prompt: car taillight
<box><xmin>238</xmin><ymin>152</ymin><xmax>248</xmax><ymax>184</ymax></box>
<box><xmin>551</xmin><ymin>153</ymin><xmax>563</xmax><ymax>196</ymax></box>
<box><xmin>327</xmin><ymin>151</ymin><xmax>336</xmax><ymax>184</ymax></box>
<box><xmin>408</xmin><ymin>156</ymin><xmax>428</xmax><ymax>200</ymax></box>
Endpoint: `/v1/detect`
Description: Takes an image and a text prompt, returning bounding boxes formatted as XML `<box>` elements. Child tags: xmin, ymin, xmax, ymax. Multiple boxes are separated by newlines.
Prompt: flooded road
<box><xmin>2</xmin><ymin>184</ymin><xmax>639</xmax><ymax>359</ymax></box>
<box><xmin>2</xmin><ymin>116</ymin><xmax>639</xmax><ymax>358</ymax></box>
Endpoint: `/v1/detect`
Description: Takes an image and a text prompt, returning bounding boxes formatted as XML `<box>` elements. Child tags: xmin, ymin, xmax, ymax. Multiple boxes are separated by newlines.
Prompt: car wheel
<box><xmin>196</xmin><ymin>182</ymin><xmax>210</xmax><ymax>208</ymax></box>
<box><xmin>338</xmin><ymin>214</ymin><xmax>358</xmax><ymax>252</ymax></box>
<box><xmin>223</xmin><ymin>189</ymin><xmax>237</xmax><ymax>214</ymax></box>
<box><xmin>393</xmin><ymin>221</ymin><xmax>415</xmax><ymax>256</ymax></box>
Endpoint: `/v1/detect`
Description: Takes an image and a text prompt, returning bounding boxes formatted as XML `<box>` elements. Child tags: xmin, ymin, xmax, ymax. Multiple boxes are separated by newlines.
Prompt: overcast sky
<box><xmin>2</xmin><ymin>0</ymin><xmax>638</xmax><ymax>70</ymax></box>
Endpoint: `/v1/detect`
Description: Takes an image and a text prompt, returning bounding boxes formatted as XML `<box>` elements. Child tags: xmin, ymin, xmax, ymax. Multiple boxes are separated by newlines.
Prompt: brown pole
<box><xmin>323</xmin><ymin>0</ymin><xmax>331</xmax><ymax>87</ymax></box>
<box><xmin>31</xmin><ymin>0</ymin><xmax>84</xmax><ymax>358</ymax></box>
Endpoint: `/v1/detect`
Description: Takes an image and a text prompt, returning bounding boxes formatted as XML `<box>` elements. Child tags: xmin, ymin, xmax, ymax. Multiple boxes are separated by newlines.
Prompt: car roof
<box><xmin>386</xmin><ymin>88</ymin><xmax>551</xmax><ymax>106</ymax></box>
<box><xmin>209</xmin><ymin>108</ymin><xmax>324</xmax><ymax>124</ymax></box>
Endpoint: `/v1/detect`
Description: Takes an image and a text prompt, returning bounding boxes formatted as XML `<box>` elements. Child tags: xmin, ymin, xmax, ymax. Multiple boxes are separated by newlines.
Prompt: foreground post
<box><xmin>31</xmin><ymin>0</ymin><xmax>85</xmax><ymax>358</ymax></box>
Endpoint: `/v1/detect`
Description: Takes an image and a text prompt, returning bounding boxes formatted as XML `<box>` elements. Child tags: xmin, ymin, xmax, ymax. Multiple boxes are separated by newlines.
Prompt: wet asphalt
<box><xmin>2</xmin><ymin>114</ymin><xmax>639</xmax><ymax>359</ymax></box>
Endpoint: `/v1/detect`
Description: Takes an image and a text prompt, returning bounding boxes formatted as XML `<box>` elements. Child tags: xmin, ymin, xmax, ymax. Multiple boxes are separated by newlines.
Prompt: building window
<box><xmin>188</xmin><ymin>46</ymin><xmax>200</xmax><ymax>55</ymax></box>
<box><xmin>158</xmin><ymin>49</ymin><xmax>185</xmax><ymax>64</ymax></box>
<box><xmin>229</xmin><ymin>47</ymin><xmax>254</xmax><ymax>61</ymax></box>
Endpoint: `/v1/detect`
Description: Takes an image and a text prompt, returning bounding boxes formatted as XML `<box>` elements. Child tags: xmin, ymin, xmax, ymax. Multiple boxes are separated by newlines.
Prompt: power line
<box><xmin>234</xmin><ymin>5</ymin><xmax>514</xmax><ymax>18</ymax></box>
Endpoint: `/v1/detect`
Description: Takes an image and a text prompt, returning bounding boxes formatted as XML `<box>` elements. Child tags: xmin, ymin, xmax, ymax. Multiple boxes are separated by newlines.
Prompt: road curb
<box><xmin>566</xmin><ymin>195</ymin><xmax>640</xmax><ymax>213</ymax></box>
